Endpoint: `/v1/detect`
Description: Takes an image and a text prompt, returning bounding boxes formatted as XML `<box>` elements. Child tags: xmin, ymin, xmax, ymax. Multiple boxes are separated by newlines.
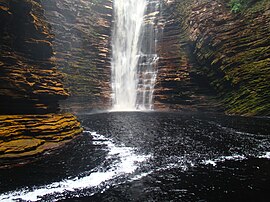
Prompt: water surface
<box><xmin>0</xmin><ymin>112</ymin><xmax>269</xmax><ymax>201</ymax></box>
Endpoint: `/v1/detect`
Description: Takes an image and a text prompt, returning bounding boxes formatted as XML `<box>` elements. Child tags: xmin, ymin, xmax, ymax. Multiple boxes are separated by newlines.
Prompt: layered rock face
<box><xmin>0</xmin><ymin>0</ymin><xmax>82</xmax><ymax>163</ymax></box>
<box><xmin>162</xmin><ymin>0</ymin><xmax>270</xmax><ymax>115</ymax></box>
<box><xmin>154</xmin><ymin>1</ymin><xmax>220</xmax><ymax>111</ymax></box>
<box><xmin>41</xmin><ymin>0</ymin><xmax>113</xmax><ymax>112</ymax></box>
<box><xmin>37</xmin><ymin>0</ymin><xmax>269</xmax><ymax>115</ymax></box>
<box><xmin>0</xmin><ymin>0</ymin><xmax>68</xmax><ymax>114</ymax></box>
<box><xmin>0</xmin><ymin>114</ymin><xmax>82</xmax><ymax>160</ymax></box>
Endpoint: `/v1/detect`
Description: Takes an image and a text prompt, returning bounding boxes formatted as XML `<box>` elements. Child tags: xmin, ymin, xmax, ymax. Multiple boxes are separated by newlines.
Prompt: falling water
<box><xmin>137</xmin><ymin>0</ymin><xmax>160</xmax><ymax>110</ymax></box>
<box><xmin>111</xmin><ymin>0</ymin><xmax>160</xmax><ymax>111</ymax></box>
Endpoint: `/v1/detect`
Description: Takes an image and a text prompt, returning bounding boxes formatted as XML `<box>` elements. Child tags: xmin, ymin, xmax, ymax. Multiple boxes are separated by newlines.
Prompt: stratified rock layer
<box><xmin>41</xmin><ymin>0</ymin><xmax>113</xmax><ymax>112</ymax></box>
<box><xmin>0</xmin><ymin>114</ymin><xmax>82</xmax><ymax>160</ymax></box>
<box><xmin>168</xmin><ymin>0</ymin><xmax>270</xmax><ymax>115</ymax></box>
<box><xmin>155</xmin><ymin>1</ymin><xmax>220</xmax><ymax>112</ymax></box>
<box><xmin>0</xmin><ymin>0</ymin><xmax>82</xmax><ymax>163</ymax></box>
<box><xmin>0</xmin><ymin>0</ymin><xmax>69</xmax><ymax>114</ymax></box>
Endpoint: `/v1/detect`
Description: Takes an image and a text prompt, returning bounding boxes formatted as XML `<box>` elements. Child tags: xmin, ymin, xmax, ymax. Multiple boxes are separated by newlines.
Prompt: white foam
<box><xmin>202</xmin><ymin>154</ymin><xmax>247</xmax><ymax>166</ymax></box>
<box><xmin>259</xmin><ymin>152</ymin><xmax>270</xmax><ymax>159</ymax></box>
<box><xmin>203</xmin><ymin>160</ymin><xmax>217</xmax><ymax>166</ymax></box>
<box><xmin>130</xmin><ymin>171</ymin><xmax>153</xmax><ymax>181</ymax></box>
<box><xmin>0</xmin><ymin>131</ymin><xmax>151</xmax><ymax>202</ymax></box>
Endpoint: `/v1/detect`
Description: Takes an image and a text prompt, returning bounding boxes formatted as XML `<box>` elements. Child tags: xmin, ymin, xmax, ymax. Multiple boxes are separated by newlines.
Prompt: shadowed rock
<box><xmin>0</xmin><ymin>0</ymin><xmax>82</xmax><ymax>163</ymax></box>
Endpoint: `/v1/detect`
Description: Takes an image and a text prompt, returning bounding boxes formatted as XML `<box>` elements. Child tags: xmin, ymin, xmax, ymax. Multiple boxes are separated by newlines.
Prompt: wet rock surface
<box><xmin>0</xmin><ymin>113</ymin><xmax>82</xmax><ymax>162</ymax></box>
<box><xmin>155</xmin><ymin>2</ymin><xmax>220</xmax><ymax>111</ymax></box>
<box><xmin>0</xmin><ymin>0</ymin><xmax>68</xmax><ymax>113</ymax></box>
<box><xmin>41</xmin><ymin>0</ymin><xmax>113</xmax><ymax>111</ymax></box>
<box><xmin>0</xmin><ymin>0</ymin><xmax>82</xmax><ymax>163</ymax></box>
<box><xmin>166</xmin><ymin>0</ymin><xmax>270</xmax><ymax>115</ymax></box>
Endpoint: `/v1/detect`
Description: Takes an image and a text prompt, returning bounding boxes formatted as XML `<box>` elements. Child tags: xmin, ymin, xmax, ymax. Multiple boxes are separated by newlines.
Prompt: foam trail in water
<box><xmin>202</xmin><ymin>152</ymin><xmax>270</xmax><ymax>167</ymax></box>
<box><xmin>202</xmin><ymin>154</ymin><xmax>247</xmax><ymax>167</ymax></box>
<box><xmin>259</xmin><ymin>152</ymin><xmax>270</xmax><ymax>159</ymax></box>
<box><xmin>0</xmin><ymin>132</ymin><xmax>151</xmax><ymax>202</ymax></box>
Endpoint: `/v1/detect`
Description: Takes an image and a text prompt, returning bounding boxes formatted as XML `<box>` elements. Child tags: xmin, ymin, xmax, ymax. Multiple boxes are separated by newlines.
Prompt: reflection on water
<box><xmin>0</xmin><ymin>132</ymin><xmax>150</xmax><ymax>202</ymax></box>
<box><xmin>0</xmin><ymin>112</ymin><xmax>269</xmax><ymax>201</ymax></box>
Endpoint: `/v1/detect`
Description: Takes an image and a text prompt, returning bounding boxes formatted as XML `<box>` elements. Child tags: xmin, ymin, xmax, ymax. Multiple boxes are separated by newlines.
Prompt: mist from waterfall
<box><xmin>111</xmin><ymin>0</ymin><xmax>160</xmax><ymax>111</ymax></box>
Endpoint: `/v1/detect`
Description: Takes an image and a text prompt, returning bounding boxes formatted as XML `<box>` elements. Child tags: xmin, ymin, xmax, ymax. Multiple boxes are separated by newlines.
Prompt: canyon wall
<box><xmin>40</xmin><ymin>0</ymin><xmax>222</xmax><ymax>113</ymax></box>
<box><xmin>155</xmin><ymin>1</ymin><xmax>220</xmax><ymax>112</ymax></box>
<box><xmin>0</xmin><ymin>0</ymin><xmax>82</xmax><ymax>165</ymax></box>
<box><xmin>157</xmin><ymin>0</ymin><xmax>270</xmax><ymax>115</ymax></box>
<box><xmin>1</xmin><ymin>0</ymin><xmax>268</xmax><ymax>164</ymax></box>
<box><xmin>40</xmin><ymin>0</ymin><xmax>269</xmax><ymax>115</ymax></box>
<box><xmin>41</xmin><ymin>0</ymin><xmax>113</xmax><ymax>112</ymax></box>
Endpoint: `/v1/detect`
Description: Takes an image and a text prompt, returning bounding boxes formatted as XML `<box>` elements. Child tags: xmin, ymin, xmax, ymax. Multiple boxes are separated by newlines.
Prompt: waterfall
<box><xmin>111</xmin><ymin>0</ymin><xmax>160</xmax><ymax>111</ymax></box>
<box><xmin>137</xmin><ymin>0</ymin><xmax>160</xmax><ymax>110</ymax></box>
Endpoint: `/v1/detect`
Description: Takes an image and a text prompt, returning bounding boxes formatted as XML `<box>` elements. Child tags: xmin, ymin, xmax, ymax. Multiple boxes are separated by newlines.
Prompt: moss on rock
<box><xmin>171</xmin><ymin>0</ymin><xmax>270</xmax><ymax>115</ymax></box>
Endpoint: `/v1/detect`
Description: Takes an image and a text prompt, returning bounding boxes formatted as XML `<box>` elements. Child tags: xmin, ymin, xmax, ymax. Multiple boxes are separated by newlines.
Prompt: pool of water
<box><xmin>0</xmin><ymin>112</ymin><xmax>269</xmax><ymax>201</ymax></box>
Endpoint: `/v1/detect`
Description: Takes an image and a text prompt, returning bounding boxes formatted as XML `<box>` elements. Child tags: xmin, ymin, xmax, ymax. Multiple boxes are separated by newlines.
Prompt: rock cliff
<box><xmin>41</xmin><ymin>0</ymin><xmax>113</xmax><ymax>112</ymax></box>
<box><xmin>160</xmin><ymin>0</ymin><xmax>270</xmax><ymax>115</ymax></box>
<box><xmin>155</xmin><ymin>1</ymin><xmax>220</xmax><ymax>111</ymax></box>
<box><xmin>38</xmin><ymin>0</ymin><xmax>269</xmax><ymax>115</ymax></box>
<box><xmin>0</xmin><ymin>0</ymin><xmax>82</xmax><ymax>165</ymax></box>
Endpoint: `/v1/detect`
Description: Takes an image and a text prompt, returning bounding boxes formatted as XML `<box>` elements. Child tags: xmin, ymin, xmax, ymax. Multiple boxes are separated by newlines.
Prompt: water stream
<box><xmin>111</xmin><ymin>0</ymin><xmax>160</xmax><ymax>111</ymax></box>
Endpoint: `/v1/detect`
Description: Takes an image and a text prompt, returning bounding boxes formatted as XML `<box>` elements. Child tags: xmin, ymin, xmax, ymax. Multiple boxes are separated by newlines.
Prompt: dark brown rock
<box><xmin>154</xmin><ymin>1</ymin><xmax>220</xmax><ymax>112</ymax></box>
<box><xmin>0</xmin><ymin>0</ymin><xmax>69</xmax><ymax>114</ymax></box>
<box><xmin>41</xmin><ymin>0</ymin><xmax>113</xmax><ymax>111</ymax></box>
<box><xmin>0</xmin><ymin>0</ymin><xmax>82</xmax><ymax>163</ymax></box>
<box><xmin>156</xmin><ymin>0</ymin><xmax>270</xmax><ymax>115</ymax></box>
<box><xmin>181</xmin><ymin>0</ymin><xmax>270</xmax><ymax>115</ymax></box>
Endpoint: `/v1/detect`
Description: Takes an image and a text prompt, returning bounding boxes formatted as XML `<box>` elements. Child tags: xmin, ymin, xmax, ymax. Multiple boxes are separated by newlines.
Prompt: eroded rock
<box><xmin>0</xmin><ymin>0</ymin><xmax>83</xmax><ymax>164</ymax></box>
<box><xmin>179</xmin><ymin>0</ymin><xmax>269</xmax><ymax>115</ymax></box>
<box><xmin>0</xmin><ymin>114</ymin><xmax>82</xmax><ymax>160</ymax></box>
<box><xmin>41</xmin><ymin>0</ymin><xmax>113</xmax><ymax>111</ymax></box>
